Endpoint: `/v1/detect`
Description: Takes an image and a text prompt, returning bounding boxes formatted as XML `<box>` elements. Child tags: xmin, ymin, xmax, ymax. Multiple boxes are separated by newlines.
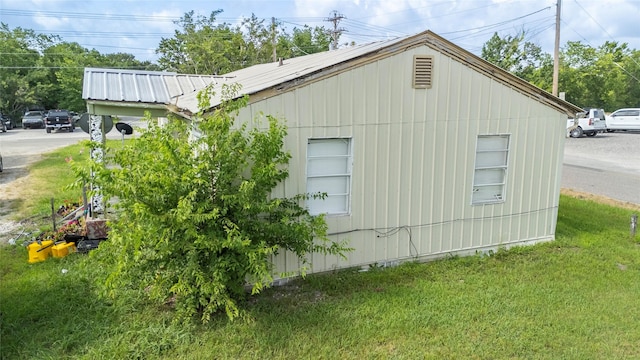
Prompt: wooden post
<box><xmin>82</xmin><ymin>181</ymin><xmax>88</xmax><ymax>212</ymax></box>
<box><xmin>50</xmin><ymin>198</ymin><xmax>56</xmax><ymax>232</ymax></box>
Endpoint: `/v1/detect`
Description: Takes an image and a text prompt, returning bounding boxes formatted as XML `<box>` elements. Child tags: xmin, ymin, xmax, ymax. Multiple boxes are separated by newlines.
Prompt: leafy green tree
<box><xmin>622</xmin><ymin>49</ymin><xmax>640</xmax><ymax>107</ymax></box>
<box><xmin>77</xmin><ymin>86</ymin><xmax>349</xmax><ymax>323</ymax></box>
<box><xmin>38</xmin><ymin>42</ymin><xmax>99</xmax><ymax>111</ymax></box>
<box><xmin>102</xmin><ymin>52</ymin><xmax>161</xmax><ymax>71</ymax></box>
<box><xmin>240</xmin><ymin>14</ymin><xmax>277</xmax><ymax>65</ymax></box>
<box><xmin>157</xmin><ymin>11</ymin><xmax>335</xmax><ymax>74</ymax></box>
<box><xmin>156</xmin><ymin>10</ymin><xmax>245</xmax><ymax>74</ymax></box>
<box><xmin>2</xmin><ymin>23</ymin><xmax>157</xmax><ymax>117</ymax></box>
<box><xmin>481</xmin><ymin>31</ymin><xmax>546</xmax><ymax>81</ymax></box>
<box><xmin>0</xmin><ymin>23</ymin><xmax>55</xmax><ymax>118</ymax></box>
<box><xmin>284</xmin><ymin>25</ymin><xmax>333</xmax><ymax>57</ymax></box>
<box><xmin>559</xmin><ymin>41</ymin><xmax>636</xmax><ymax>109</ymax></box>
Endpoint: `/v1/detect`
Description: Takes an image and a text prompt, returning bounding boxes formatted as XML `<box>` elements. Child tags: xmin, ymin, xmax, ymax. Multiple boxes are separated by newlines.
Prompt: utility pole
<box><xmin>552</xmin><ymin>0</ymin><xmax>562</xmax><ymax>97</ymax></box>
<box><xmin>325</xmin><ymin>10</ymin><xmax>346</xmax><ymax>50</ymax></box>
<box><xmin>271</xmin><ymin>17</ymin><xmax>277</xmax><ymax>62</ymax></box>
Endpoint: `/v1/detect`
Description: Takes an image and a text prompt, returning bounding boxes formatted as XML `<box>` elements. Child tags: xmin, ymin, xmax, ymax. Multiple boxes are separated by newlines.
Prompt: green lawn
<box><xmin>1</xmin><ymin>146</ymin><xmax>639</xmax><ymax>359</ymax></box>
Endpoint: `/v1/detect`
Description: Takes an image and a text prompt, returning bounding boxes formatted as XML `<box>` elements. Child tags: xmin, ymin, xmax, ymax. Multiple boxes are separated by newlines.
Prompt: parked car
<box><xmin>22</xmin><ymin>111</ymin><xmax>45</xmax><ymax>129</ymax></box>
<box><xmin>45</xmin><ymin>109</ymin><xmax>75</xmax><ymax>133</ymax></box>
<box><xmin>605</xmin><ymin>108</ymin><xmax>640</xmax><ymax>132</ymax></box>
<box><xmin>568</xmin><ymin>108</ymin><xmax>606</xmax><ymax>138</ymax></box>
<box><xmin>1</xmin><ymin>120</ymin><xmax>6</xmax><ymax>133</ymax></box>
<box><xmin>1</xmin><ymin>113</ymin><xmax>13</xmax><ymax>130</ymax></box>
<box><xmin>0</xmin><ymin>153</ymin><xmax>3</xmax><ymax>172</ymax></box>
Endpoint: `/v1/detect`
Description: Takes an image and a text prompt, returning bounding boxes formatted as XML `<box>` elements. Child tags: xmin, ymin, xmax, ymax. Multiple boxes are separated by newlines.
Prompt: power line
<box><xmin>443</xmin><ymin>6</ymin><xmax>552</xmax><ymax>38</ymax></box>
<box><xmin>571</xmin><ymin>0</ymin><xmax>640</xmax><ymax>68</ymax></box>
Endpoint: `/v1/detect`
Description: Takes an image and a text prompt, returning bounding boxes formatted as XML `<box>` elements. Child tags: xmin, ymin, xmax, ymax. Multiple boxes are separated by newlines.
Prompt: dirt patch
<box><xmin>0</xmin><ymin>155</ymin><xmax>43</xmax><ymax>244</ymax></box>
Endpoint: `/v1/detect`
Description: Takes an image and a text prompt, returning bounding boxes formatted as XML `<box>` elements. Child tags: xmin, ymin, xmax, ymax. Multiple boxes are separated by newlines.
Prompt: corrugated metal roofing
<box><xmin>82</xmin><ymin>68</ymin><xmax>223</xmax><ymax>104</ymax></box>
<box><xmin>171</xmin><ymin>36</ymin><xmax>412</xmax><ymax>114</ymax></box>
<box><xmin>81</xmin><ymin>30</ymin><xmax>581</xmax><ymax>118</ymax></box>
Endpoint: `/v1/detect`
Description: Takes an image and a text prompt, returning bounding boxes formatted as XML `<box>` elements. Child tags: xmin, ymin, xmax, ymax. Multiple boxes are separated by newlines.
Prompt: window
<box><xmin>412</xmin><ymin>55</ymin><xmax>433</xmax><ymax>89</ymax></box>
<box><xmin>614</xmin><ymin>110</ymin><xmax>640</xmax><ymax>117</ymax></box>
<box><xmin>472</xmin><ymin>135</ymin><xmax>510</xmax><ymax>205</ymax></box>
<box><xmin>306</xmin><ymin>138</ymin><xmax>352</xmax><ymax>215</ymax></box>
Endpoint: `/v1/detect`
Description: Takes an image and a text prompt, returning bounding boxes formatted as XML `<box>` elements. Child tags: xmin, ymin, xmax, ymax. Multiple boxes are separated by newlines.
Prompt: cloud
<box><xmin>2</xmin><ymin>0</ymin><xmax>638</xmax><ymax>62</ymax></box>
<box><xmin>32</xmin><ymin>12</ymin><xmax>71</xmax><ymax>30</ymax></box>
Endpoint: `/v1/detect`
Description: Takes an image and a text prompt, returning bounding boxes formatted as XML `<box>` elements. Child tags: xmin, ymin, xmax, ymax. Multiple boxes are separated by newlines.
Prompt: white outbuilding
<box><xmin>83</xmin><ymin>30</ymin><xmax>582</xmax><ymax>276</ymax></box>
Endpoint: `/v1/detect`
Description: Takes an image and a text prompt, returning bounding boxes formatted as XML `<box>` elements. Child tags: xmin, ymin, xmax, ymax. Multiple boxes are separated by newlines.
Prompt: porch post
<box><xmin>89</xmin><ymin>114</ymin><xmax>105</xmax><ymax>215</ymax></box>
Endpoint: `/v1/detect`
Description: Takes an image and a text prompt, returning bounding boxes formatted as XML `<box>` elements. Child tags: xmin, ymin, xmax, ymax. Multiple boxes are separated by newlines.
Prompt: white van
<box><xmin>606</xmin><ymin>108</ymin><xmax>640</xmax><ymax>131</ymax></box>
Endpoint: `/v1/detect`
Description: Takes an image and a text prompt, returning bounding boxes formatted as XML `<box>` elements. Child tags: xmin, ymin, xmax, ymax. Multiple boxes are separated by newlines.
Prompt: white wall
<box><xmin>237</xmin><ymin>44</ymin><xmax>567</xmax><ymax>275</ymax></box>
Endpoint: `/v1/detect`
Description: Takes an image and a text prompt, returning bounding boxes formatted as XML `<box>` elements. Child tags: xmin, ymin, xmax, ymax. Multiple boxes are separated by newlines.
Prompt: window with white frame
<box><xmin>472</xmin><ymin>135</ymin><xmax>510</xmax><ymax>205</ymax></box>
<box><xmin>306</xmin><ymin>138</ymin><xmax>352</xmax><ymax>215</ymax></box>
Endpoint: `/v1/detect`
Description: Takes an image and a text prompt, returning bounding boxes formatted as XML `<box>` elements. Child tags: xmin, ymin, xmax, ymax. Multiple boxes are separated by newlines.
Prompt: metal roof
<box><xmin>81</xmin><ymin>30</ymin><xmax>582</xmax><ymax>118</ymax></box>
<box><xmin>170</xmin><ymin>31</ymin><xmax>581</xmax><ymax>117</ymax></box>
<box><xmin>171</xmin><ymin>36</ymin><xmax>412</xmax><ymax>115</ymax></box>
<box><xmin>82</xmin><ymin>68</ymin><xmax>223</xmax><ymax>104</ymax></box>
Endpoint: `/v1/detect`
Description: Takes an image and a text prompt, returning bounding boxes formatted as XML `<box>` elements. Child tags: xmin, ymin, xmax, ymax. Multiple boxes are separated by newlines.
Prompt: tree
<box><xmin>559</xmin><ymin>41</ymin><xmax>635</xmax><ymax>109</ymax></box>
<box><xmin>1</xmin><ymin>23</ymin><xmax>156</xmax><ymax>117</ymax></box>
<box><xmin>240</xmin><ymin>14</ymin><xmax>276</xmax><ymax>65</ymax></box>
<box><xmin>156</xmin><ymin>12</ymin><xmax>336</xmax><ymax>74</ymax></box>
<box><xmin>77</xmin><ymin>86</ymin><xmax>350</xmax><ymax>322</ymax></box>
<box><xmin>0</xmin><ymin>23</ymin><xmax>55</xmax><ymax>118</ymax></box>
<box><xmin>621</xmin><ymin>49</ymin><xmax>640</xmax><ymax>107</ymax></box>
<box><xmin>284</xmin><ymin>25</ymin><xmax>333</xmax><ymax>57</ymax></box>
<box><xmin>156</xmin><ymin>10</ymin><xmax>246</xmax><ymax>74</ymax></box>
<box><xmin>481</xmin><ymin>31</ymin><xmax>547</xmax><ymax>81</ymax></box>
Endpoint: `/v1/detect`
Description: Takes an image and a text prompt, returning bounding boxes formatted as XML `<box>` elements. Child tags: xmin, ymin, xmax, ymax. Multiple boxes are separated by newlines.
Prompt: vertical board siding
<box><xmin>240</xmin><ymin>44</ymin><xmax>566</xmax><ymax>276</ymax></box>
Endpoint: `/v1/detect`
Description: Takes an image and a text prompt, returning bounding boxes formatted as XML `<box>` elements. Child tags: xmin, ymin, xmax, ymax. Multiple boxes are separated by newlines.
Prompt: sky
<box><xmin>1</xmin><ymin>0</ymin><xmax>639</xmax><ymax>64</ymax></box>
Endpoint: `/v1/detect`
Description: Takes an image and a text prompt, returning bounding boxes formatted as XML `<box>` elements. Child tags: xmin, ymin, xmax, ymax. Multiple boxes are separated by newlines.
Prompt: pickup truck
<box><xmin>45</xmin><ymin>110</ymin><xmax>75</xmax><ymax>133</ymax></box>
<box><xmin>568</xmin><ymin>108</ymin><xmax>606</xmax><ymax>138</ymax></box>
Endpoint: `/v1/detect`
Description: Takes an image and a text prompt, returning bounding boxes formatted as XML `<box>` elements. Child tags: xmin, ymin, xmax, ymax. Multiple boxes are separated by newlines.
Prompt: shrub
<box><xmin>75</xmin><ymin>86</ymin><xmax>349</xmax><ymax>322</ymax></box>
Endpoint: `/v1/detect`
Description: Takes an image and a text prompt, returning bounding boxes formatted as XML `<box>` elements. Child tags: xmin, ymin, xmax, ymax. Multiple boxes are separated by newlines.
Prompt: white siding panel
<box><xmin>238</xmin><ymin>44</ymin><xmax>566</xmax><ymax>276</ymax></box>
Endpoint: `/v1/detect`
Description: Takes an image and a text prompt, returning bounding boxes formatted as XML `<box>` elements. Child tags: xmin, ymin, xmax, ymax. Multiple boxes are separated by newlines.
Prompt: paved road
<box><xmin>0</xmin><ymin>117</ymin><xmax>144</xmax><ymax>170</ymax></box>
<box><xmin>561</xmin><ymin>131</ymin><xmax>640</xmax><ymax>206</ymax></box>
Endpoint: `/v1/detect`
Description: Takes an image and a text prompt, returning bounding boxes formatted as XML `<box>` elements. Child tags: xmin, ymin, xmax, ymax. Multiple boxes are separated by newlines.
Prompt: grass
<box><xmin>1</xmin><ymin>144</ymin><xmax>640</xmax><ymax>359</ymax></box>
<box><xmin>5</xmin><ymin>139</ymin><xmax>121</xmax><ymax>232</ymax></box>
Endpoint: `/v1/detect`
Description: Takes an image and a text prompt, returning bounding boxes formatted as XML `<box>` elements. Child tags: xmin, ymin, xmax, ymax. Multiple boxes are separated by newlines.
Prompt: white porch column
<box><xmin>89</xmin><ymin>114</ymin><xmax>105</xmax><ymax>215</ymax></box>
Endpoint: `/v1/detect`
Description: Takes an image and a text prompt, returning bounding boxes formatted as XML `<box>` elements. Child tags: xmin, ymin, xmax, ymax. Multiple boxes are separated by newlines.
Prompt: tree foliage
<box><xmin>0</xmin><ymin>23</ymin><xmax>156</xmax><ymax>119</ymax></box>
<box><xmin>0</xmin><ymin>24</ymin><xmax>55</xmax><ymax>117</ymax></box>
<box><xmin>156</xmin><ymin>10</ymin><xmax>334</xmax><ymax>74</ymax></box>
<box><xmin>481</xmin><ymin>31</ymin><xmax>640</xmax><ymax>110</ymax></box>
<box><xmin>481</xmin><ymin>30</ymin><xmax>549</xmax><ymax>81</ymax></box>
<box><xmin>560</xmin><ymin>41</ymin><xmax>635</xmax><ymax>108</ymax></box>
<box><xmin>77</xmin><ymin>86</ymin><xmax>349</xmax><ymax>323</ymax></box>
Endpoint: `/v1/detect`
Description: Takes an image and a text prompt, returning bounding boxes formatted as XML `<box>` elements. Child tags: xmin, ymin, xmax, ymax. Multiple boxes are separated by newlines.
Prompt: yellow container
<box><xmin>52</xmin><ymin>242</ymin><xmax>77</xmax><ymax>258</ymax></box>
<box><xmin>28</xmin><ymin>240</ymin><xmax>54</xmax><ymax>263</ymax></box>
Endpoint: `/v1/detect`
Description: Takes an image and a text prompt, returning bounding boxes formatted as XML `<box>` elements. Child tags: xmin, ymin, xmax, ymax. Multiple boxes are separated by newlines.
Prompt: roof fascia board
<box><xmin>86</xmin><ymin>100</ymin><xmax>169</xmax><ymax>118</ymax></box>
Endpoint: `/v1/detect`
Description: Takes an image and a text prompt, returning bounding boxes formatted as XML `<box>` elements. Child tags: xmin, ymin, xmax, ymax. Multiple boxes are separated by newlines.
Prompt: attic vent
<box><xmin>413</xmin><ymin>55</ymin><xmax>433</xmax><ymax>89</ymax></box>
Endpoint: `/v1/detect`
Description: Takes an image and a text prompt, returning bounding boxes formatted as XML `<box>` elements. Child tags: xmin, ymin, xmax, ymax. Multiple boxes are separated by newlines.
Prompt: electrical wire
<box><xmin>326</xmin><ymin>206</ymin><xmax>560</xmax><ymax>259</ymax></box>
<box><xmin>571</xmin><ymin>0</ymin><xmax>640</xmax><ymax>69</ymax></box>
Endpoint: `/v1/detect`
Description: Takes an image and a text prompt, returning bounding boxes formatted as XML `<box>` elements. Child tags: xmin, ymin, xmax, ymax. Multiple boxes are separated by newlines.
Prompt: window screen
<box><xmin>472</xmin><ymin>135</ymin><xmax>510</xmax><ymax>205</ymax></box>
<box><xmin>306</xmin><ymin>138</ymin><xmax>352</xmax><ymax>215</ymax></box>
